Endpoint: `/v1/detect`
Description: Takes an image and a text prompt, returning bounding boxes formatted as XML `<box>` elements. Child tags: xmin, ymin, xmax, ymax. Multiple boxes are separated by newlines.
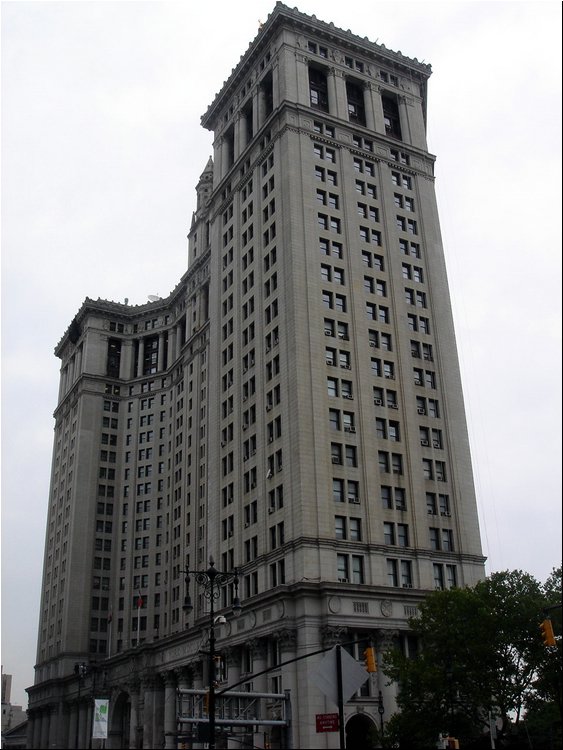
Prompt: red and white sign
<box><xmin>316</xmin><ymin>713</ymin><xmax>339</xmax><ymax>733</ymax></box>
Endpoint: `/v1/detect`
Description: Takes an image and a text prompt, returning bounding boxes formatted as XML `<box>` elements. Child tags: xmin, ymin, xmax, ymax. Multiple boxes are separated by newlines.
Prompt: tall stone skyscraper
<box><xmin>28</xmin><ymin>4</ymin><xmax>485</xmax><ymax>748</ymax></box>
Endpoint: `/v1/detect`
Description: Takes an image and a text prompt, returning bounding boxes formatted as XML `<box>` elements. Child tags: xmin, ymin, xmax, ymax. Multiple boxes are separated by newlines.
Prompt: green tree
<box><xmin>382</xmin><ymin>569</ymin><xmax>559</xmax><ymax>749</ymax></box>
<box><xmin>523</xmin><ymin>565</ymin><xmax>562</xmax><ymax>748</ymax></box>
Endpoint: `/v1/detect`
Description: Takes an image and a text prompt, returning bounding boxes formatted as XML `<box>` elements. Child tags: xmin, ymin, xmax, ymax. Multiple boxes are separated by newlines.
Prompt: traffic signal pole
<box><xmin>336</xmin><ymin>645</ymin><xmax>345</xmax><ymax>750</ymax></box>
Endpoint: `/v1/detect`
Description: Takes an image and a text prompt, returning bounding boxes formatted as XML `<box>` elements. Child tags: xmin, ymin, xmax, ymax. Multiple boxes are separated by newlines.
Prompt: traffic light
<box><xmin>540</xmin><ymin>618</ymin><xmax>556</xmax><ymax>647</ymax></box>
<box><xmin>363</xmin><ymin>646</ymin><xmax>377</xmax><ymax>672</ymax></box>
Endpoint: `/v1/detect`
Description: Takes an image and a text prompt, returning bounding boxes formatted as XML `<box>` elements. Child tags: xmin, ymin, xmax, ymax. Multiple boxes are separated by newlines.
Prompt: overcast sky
<box><xmin>1</xmin><ymin>0</ymin><xmax>561</xmax><ymax>708</ymax></box>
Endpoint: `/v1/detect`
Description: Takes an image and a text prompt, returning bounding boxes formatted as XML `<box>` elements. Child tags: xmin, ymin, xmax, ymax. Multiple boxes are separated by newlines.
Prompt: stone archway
<box><xmin>345</xmin><ymin>712</ymin><xmax>378</xmax><ymax>749</ymax></box>
<box><xmin>107</xmin><ymin>691</ymin><xmax>131</xmax><ymax>749</ymax></box>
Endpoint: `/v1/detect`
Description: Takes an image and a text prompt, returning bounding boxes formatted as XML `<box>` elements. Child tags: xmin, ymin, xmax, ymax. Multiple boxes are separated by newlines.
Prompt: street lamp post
<box><xmin>377</xmin><ymin>690</ymin><xmax>385</xmax><ymax>734</ymax></box>
<box><xmin>182</xmin><ymin>556</ymin><xmax>241</xmax><ymax>750</ymax></box>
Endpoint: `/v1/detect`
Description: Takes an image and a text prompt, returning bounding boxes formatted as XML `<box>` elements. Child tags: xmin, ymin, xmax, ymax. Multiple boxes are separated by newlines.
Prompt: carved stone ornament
<box><xmin>380</xmin><ymin>600</ymin><xmax>393</xmax><ymax>618</ymax></box>
<box><xmin>321</xmin><ymin>624</ymin><xmax>348</xmax><ymax>647</ymax></box>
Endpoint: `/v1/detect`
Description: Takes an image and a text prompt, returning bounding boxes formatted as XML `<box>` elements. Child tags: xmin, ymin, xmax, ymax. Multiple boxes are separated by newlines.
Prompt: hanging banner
<box><xmin>92</xmin><ymin>698</ymin><xmax>109</xmax><ymax>739</ymax></box>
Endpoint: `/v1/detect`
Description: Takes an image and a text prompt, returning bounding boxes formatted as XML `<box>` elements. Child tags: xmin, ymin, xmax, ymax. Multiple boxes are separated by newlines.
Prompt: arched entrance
<box><xmin>346</xmin><ymin>713</ymin><xmax>378</xmax><ymax>749</ymax></box>
<box><xmin>107</xmin><ymin>692</ymin><xmax>131</xmax><ymax>749</ymax></box>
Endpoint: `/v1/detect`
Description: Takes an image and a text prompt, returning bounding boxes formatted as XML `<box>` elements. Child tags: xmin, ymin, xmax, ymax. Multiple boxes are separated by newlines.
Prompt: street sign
<box><xmin>311</xmin><ymin>646</ymin><xmax>369</xmax><ymax>706</ymax></box>
<box><xmin>316</xmin><ymin>713</ymin><xmax>339</xmax><ymax>733</ymax></box>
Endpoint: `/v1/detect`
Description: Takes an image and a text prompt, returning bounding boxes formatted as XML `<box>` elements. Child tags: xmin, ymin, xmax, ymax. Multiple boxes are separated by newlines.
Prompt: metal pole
<box><xmin>336</xmin><ymin>645</ymin><xmax>345</xmax><ymax>750</ymax></box>
<box><xmin>209</xmin><ymin>571</ymin><xmax>216</xmax><ymax>750</ymax></box>
<box><xmin>378</xmin><ymin>690</ymin><xmax>385</xmax><ymax>735</ymax></box>
<box><xmin>75</xmin><ymin>679</ymin><xmax>81</xmax><ymax>749</ymax></box>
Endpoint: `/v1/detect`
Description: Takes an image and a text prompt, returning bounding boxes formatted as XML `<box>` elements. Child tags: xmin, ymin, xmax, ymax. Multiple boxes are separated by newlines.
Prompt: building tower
<box><xmin>27</xmin><ymin>4</ymin><xmax>485</xmax><ymax>748</ymax></box>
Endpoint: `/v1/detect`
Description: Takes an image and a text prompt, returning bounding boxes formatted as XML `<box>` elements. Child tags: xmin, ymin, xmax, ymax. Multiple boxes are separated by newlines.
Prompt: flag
<box><xmin>137</xmin><ymin>592</ymin><xmax>143</xmax><ymax>609</ymax></box>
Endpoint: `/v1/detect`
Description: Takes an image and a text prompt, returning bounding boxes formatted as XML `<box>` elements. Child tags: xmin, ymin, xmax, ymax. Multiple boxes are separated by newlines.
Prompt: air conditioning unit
<box><xmin>242</xmin><ymin>424</ymin><xmax>248</xmax><ymax>431</ymax></box>
<box><xmin>338</xmin><ymin>578</ymin><xmax>349</xmax><ymax>583</ymax></box>
<box><xmin>412</xmin><ymin>351</ymin><xmax>420</xmax><ymax>358</ymax></box>
<box><xmin>424</xmin><ymin>355</ymin><xmax>433</xmax><ymax>361</ymax></box>
<box><xmin>343</xmin><ymin>395</ymin><xmax>353</xmax><ymax>400</ymax></box>
<box><xmin>268</xmin><ymin>437</ymin><xmax>274</xmax><ymax>443</ymax></box>
<box><xmin>268</xmin><ymin>506</ymin><xmax>275</xmax><ymax>514</ymax></box>
<box><xmin>265</xmin><ymin>346</ymin><xmax>271</xmax><ymax>353</ymax></box>
<box><xmin>374</xmin><ymin>398</ymin><xmax>383</xmax><ymax>405</ymax></box>
<box><xmin>417</xmin><ymin>407</ymin><xmax>426</xmax><ymax>414</ymax></box>
<box><xmin>326</xmin><ymin>360</ymin><xmax>335</xmax><ymax>366</ymax></box>
<box><xmin>243</xmin><ymin>455</ymin><xmax>249</xmax><ymax>462</ymax></box>
<box><xmin>389</xmin><ymin>404</ymin><xmax>398</xmax><ymax>409</ymax></box>
<box><xmin>402</xmin><ymin>584</ymin><xmax>413</xmax><ymax>588</ymax></box>
<box><xmin>244</xmin><ymin>522</ymin><xmax>249</xmax><ymax>528</ymax></box>
<box><xmin>433</xmin><ymin>441</ymin><xmax>441</xmax><ymax>448</ymax></box>
<box><xmin>342</xmin><ymin>365</ymin><xmax>351</xmax><ymax>370</ymax></box>
<box><xmin>266</xmin><ymin>405</ymin><xmax>272</xmax><ymax>411</ymax></box>
<box><xmin>344</xmin><ymin>426</ymin><xmax>356</xmax><ymax>433</ymax></box>
<box><xmin>250</xmin><ymin>450</ymin><xmax>256</xmax><ymax>456</ymax></box>
<box><xmin>331</xmin><ymin>457</ymin><xmax>341</xmax><ymax>464</ymax></box>
<box><xmin>339</xmin><ymin>334</ymin><xmax>349</xmax><ymax>341</ymax></box>
<box><xmin>228</xmin><ymin>531</ymin><xmax>233</xmax><ymax>537</ymax></box>
<box><xmin>441</xmin><ymin>512</ymin><xmax>451</xmax><ymax>517</ymax></box>
<box><xmin>325</xmin><ymin>330</ymin><xmax>333</xmax><ymax>336</ymax></box>
<box><xmin>421</xmin><ymin>439</ymin><xmax>429</xmax><ymax>446</ymax></box>
<box><xmin>349</xmin><ymin>498</ymin><xmax>360</xmax><ymax>504</ymax></box>
<box><xmin>242</xmin><ymin>396</ymin><xmax>247</xmax><ymax>402</ymax></box>
<box><xmin>369</xmin><ymin>341</ymin><xmax>377</xmax><ymax>348</ymax></box>
<box><xmin>414</xmin><ymin>379</ymin><xmax>423</xmax><ymax>386</ymax></box>
<box><xmin>427</xmin><ymin>509</ymin><xmax>435</xmax><ymax>514</ymax></box>
<box><xmin>385</xmin><ymin>374</ymin><xmax>395</xmax><ymax>380</ymax></box>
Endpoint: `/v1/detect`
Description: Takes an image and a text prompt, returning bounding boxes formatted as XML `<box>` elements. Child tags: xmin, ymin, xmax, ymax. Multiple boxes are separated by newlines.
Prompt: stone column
<box><xmin>31</xmin><ymin>709</ymin><xmax>42</xmax><ymax>749</ymax></box>
<box><xmin>175</xmin><ymin>323</ymin><xmax>183</xmax><ymax>358</ymax></box>
<box><xmin>372</xmin><ymin>84</ymin><xmax>387</xmax><ymax>136</ymax></box>
<box><xmin>167</xmin><ymin>328</ymin><xmax>176</xmax><ymax>369</ymax></box>
<box><xmin>68</xmin><ymin>703</ymin><xmax>78</xmax><ymax>748</ymax></box>
<box><xmin>120</xmin><ymin>340</ymin><xmax>133</xmax><ymax>380</ymax></box>
<box><xmin>26</xmin><ymin>710</ymin><xmax>36</xmax><ymax>749</ymax></box>
<box><xmin>39</xmin><ymin>707</ymin><xmax>50</xmax><ymax>749</ymax></box>
<box><xmin>327</xmin><ymin>67</ymin><xmax>338</xmax><ymax>116</ymax></box>
<box><xmin>78</xmin><ymin>700</ymin><xmax>89</xmax><ymax>748</ymax></box>
<box><xmin>157</xmin><ymin>333</ymin><xmax>165</xmax><ymax>372</ymax></box>
<box><xmin>136</xmin><ymin>339</ymin><xmax>145</xmax><ymax>379</ymax></box>
<box><xmin>398</xmin><ymin>95</ymin><xmax>412</xmax><ymax>145</ymax></box>
<box><xmin>47</xmin><ymin>703</ymin><xmax>60</xmax><ymax>749</ymax></box>
<box><xmin>163</xmin><ymin>671</ymin><xmax>177</xmax><ymax>750</ymax></box>
<box><xmin>234</xmin><ymin>111</ymin><xmax>245</xmax><ymax>159</ymax></box>
<box><xmin>253</xmin><ymin>87</ymin><xmax>261</xmax><ymax>133</ymax></box>
<box><xmin>58</xmin><ymin>702</ymin><xmax>71</xmax><ymax>749</ymax></box>
<box><xmin>128</xmin><ymin>681</ymin><xmax>141</xmax><ymax>750</ymax></box>
<box><xmin>376</xmin><ymin>629</ymin><xmax>400</xmax><ymax>719</ymax></box>
<box><xmin>152</xmin><ymin>675</ymin><xmax>165</xmax><ymax>749</ymax></box>
<box><xmin>142</xmin><ymin>676</ymin><xmax>155</xmax><ymax>750</ymax></box>
<box><xmin>363</xmin><ymin>81</ymin><xmax>377</xmax><ymax>131</ymax></box>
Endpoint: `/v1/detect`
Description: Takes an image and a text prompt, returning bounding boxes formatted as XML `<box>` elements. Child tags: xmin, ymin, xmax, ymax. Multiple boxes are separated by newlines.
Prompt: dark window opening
<box><xmin>262</xmin><ymin>72</ymin><xmax>273</xmax><ymax>117</ymax></box>
<box><xmin>346</xmin><ymin>80</ymin><xmax>366</xmax><ymax>126</ymax></box>
<box><xmin>143</xmin><ymin>337</ymin><xmax>159</xmax><ymax>375</ymax></box>
<box><xmin>106</xmin><ymin>339</ymin><xmax>121</xmax><ymax>378</ymax></box>
<box><xmin>242</xmin><ymin>99</ymin><xmax>254</xmax><ymax>142</ymax></box>
<box><xmin>382</xmin><ymin>95</ymin><xmax>402</xmax><ymax>140</ymax></box>
<box><xmin>309</xmin><ymin>67</ymin><xmax>329</xmax><ymax>112</ymax></box>
<box><xmin>225</xmin><ymin>125</ymin><xmax>235</xmax><ymax>168</ymax></box>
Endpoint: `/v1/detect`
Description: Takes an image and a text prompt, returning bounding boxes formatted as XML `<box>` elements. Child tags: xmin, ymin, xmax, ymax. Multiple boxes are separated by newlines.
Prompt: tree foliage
<box><xmin>382</xmin><ymin>567</ymin><xmax>562</xmax><ymax>749</ymax></box>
